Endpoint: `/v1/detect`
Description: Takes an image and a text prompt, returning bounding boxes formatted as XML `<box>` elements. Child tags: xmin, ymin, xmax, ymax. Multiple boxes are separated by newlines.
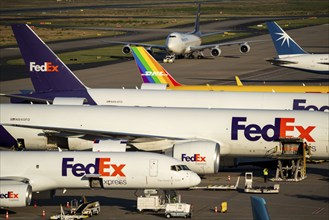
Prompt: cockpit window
<box><xmin>171</xmin><ymin>165</ymin><xmax>190</xmax><ymax>171</ymax></box>
<box><xmin>169</xmin><ymin>35</ymin><xmax>176</xmax><ymax>38</ymax></box>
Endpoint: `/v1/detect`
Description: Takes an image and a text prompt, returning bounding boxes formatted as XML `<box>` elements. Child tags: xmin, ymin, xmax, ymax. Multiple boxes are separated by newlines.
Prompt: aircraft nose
<box><xmin>190</xmin><ymin>172</ymin><xmax>201</xmax><ymax>186</ymax></box>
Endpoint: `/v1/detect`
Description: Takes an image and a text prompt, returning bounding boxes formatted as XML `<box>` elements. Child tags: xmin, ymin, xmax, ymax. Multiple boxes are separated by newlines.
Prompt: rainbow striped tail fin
<box><xmin>131</xmin><ymin>47</ymin><xmax>182</xmax><ymax>87</ymax></box>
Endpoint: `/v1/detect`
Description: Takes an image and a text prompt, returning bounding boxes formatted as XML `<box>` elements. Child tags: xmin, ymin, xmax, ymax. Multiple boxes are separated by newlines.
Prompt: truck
<box><xmin>164</xmin><ymin>203</ymin><xmax>192</xmax><ymax>219</ymax></box>
<box><xmin>71</xmin><ymin>201</ymin><xmax>100</xmax><ymax>217</ymax></box>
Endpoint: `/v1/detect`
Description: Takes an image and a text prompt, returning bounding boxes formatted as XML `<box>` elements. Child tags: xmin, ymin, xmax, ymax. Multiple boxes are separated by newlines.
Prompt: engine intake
<box><xmin>122</xmin><ymin>46</ymin><xmax>131</xmax><ymax>54</ymax></box>
<box><xmin>210</xmin><ymin>48</ymin><xmax>222</xmax><ymax>57</ymax></box>
<box><xmin>165</xmin><ymin>141</ymin><xmax>220</xmax><ymax>174</ymax></box>
<box><xmin>240</xmin><ymin>43</ymin><xmax>250</xmax><ymax>53</ymax></box>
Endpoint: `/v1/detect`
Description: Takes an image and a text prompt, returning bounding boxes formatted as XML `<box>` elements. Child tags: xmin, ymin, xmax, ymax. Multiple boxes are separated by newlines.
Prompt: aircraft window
<box><xmin>171</xmin><ymin>165</ymin><xmax>190</xmax><ymax>171</ymax></box>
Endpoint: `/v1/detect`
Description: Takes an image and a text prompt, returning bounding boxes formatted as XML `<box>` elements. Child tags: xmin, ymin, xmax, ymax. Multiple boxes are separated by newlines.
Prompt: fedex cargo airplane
<box><xmin>0</xmin><ymin>151</ymin><xmax>200</xmax><ymax>207</ymax></box>
<box><xmin>132</xmin><ymin>46</ymin><xmax>329</xmax><ymax>92</ymax></box>
<box><xmin>5</xmin><ymin>24</ymin><xmax>329</xmax><ymax>110</ymax></box>
<box><xmin>0</xmin><ymin>104</ymin><xmax>328</xmax><ymax>174</ymax></box>
<box><xmin>266</xmin><ymin>21</ymin><xmax>329</xmax><ymax>74</ymax></box>
<box><xmin>106</xmin><ymin>4</ymin><xmax>253</xmax><ymax>63</ymax></box>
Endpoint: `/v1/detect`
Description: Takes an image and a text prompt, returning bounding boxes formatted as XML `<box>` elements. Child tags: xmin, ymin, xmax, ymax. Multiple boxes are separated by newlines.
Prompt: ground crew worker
<box><xmin>263</xmin><ymin>168</ymin><xmax>269</xmax><ymax>183</ymax></box>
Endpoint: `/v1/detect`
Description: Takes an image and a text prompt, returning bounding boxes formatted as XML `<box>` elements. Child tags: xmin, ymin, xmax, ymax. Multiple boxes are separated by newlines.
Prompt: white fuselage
<box><xmin>87</xmin><ymin>89</ymin><xmax>329</xmax><ymax>111</ymax></box>
<box><xmin>0</xmin><ymin>151</ymin><xmax>200</xmax><ymax>192</ymax></box>
<box><xmin>165</xmin><ymin>32</ymin><xmax>201</xmax><ymax>55</ymax></box>
<box><xmin>277</xmin><ymin>54</ymin><xmax>329</xmax><ymax>73</ymax></box>
<box><xmin>1</xmin><ymin>104</ymin><xmax>328</xmax><ymax>159</ymax></box>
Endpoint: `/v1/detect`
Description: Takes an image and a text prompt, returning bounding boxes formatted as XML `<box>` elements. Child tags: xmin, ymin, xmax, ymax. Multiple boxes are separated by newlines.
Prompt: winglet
<box><xmin>11</xmin><ymin>24</ymin><xmax>87</xmax><ymax>92</ymax></box>
<box><xmin>131</xmin><ymin>46</ymin><xmax>182</xmax><ymax>87</ymax></box>
<box><xmin>266</xmin><ymin>21</ymin><xmax>307</xmax><ymax>58</ymax></box>
<box><xmin>250</xmin><ymin>196</ymin><xmax>270</xmax><ymax>220</ymax></box>
<box><xmin>235</xmin><ymin>76</ymin><xmax>243</xmax><ymax>86</ymax></box>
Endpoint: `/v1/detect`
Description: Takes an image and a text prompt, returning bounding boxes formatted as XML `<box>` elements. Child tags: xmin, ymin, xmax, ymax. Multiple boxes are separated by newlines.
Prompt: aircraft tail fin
<box><xmin>192</xmin><ymin>4</ymin><xmax>201</xmax><ymax>35</ymax></box>
<box><xmin>266</xmin><ymin>21</ymin><xmax>307</xmax><ymax>58</ymax></box>
<box><xmin>235</xmin><ymin>76</ymin><xmax>243</xmax><ymax>86</ymax></box>
<box><xmin>11</xmin><ymin>24</ymin><xmax>87</xmax><ymax>92</ymax></box>
<box><xmin>131</xmin><ymin>46</ymin><xmax>182</xmax><ymax>87</ymax></box>
<box><xmin>250</xmin><ymin>196</ymin><xmax>270</xmax><ymax>220</ymax></box>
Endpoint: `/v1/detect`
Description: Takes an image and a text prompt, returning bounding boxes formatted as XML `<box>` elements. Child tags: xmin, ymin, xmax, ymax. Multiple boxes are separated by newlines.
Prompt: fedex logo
<box><xmin>62</xmin><ymin>158</ymin><xmax>126</xmax><ymax>177</ymax></box>
<box><xmin>182</xmin><ymin>154</ymin><xmax>206</xmax><ymax>162</ymax></box>
<box><xmin>0</xmin><ymin>191</ymin><xmax>19</xmax><ymax>199</ymax></box>
<box><xmin>231</xmin><ymin>117</ymin><xmax>316</xmax><ymax>142</ymax></box>
<box><xmin>29</xmin><ymin>62</ymin><xmax>59</xmax><ymax>72</ymax></box>
<box><xmin>293</xmin><ymin>99</ymin><xmax>329</xmax><ymax>112</ymax></box>
<box><xmin>141</xmin><ymin>71</ymin><xmax>167</xmax><ymax>76</ymax></box>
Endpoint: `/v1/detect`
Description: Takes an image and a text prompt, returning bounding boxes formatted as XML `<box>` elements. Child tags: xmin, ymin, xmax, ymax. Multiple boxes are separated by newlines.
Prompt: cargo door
<box><xmin>149</xmin><ymin>159</ymin><xmax>158</xmax><ymax>177</ymax></box>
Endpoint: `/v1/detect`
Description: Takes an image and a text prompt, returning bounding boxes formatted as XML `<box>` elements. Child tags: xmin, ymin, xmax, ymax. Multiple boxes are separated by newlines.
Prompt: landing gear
<box><xmin>163</xmin><ymin>55</ymin><xmax>175</xmax><ymax>63</ymax></box>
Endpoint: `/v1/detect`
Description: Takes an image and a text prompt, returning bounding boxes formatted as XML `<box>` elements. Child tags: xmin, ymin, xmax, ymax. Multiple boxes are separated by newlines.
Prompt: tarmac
<box><xmin>0</xmin><ymin>18</ymin><xmax>328</xmax><ymax>220</ymax></box>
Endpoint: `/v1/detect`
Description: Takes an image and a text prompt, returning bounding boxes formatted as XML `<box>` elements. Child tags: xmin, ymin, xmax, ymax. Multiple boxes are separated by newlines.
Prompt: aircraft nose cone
<box><xmin>190</xmin><ymin>173</ymin><xmax>201</xmax><ymax>186</ymax></box>
<box><xmin>166</xmin><ymin>40</ymin><xmax>175</xmax><ymax>53</ymax></box>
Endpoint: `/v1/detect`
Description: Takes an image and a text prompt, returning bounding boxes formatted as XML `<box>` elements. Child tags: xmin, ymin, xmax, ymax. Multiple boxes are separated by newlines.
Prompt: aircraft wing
<box><xmin>0</xmin><ymin>93</ymin><xmax>52</xmax><ymax>104</ymax></box>
<box><xmin>103</xmin><ymin>40</ymin><xmax>167</xmax><ymax>50</ymax></box>
<box><xmin>266</xmin><ymin>58</ymin><xmax>298</xmax><ymax>65</ymax></box>
<box><xmin>3</xmin><ymin>123</ymin><xmax>188</xmax><ymax>146</ymax></box>
<box><xmin>189</xmin><ymin>40</ymin><xmax>263</xmax><ymax>52</ymax></box>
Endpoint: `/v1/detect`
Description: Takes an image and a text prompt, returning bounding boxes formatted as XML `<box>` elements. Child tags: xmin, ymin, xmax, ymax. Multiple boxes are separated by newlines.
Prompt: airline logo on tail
<box><xmin>62</xmin><ymin>158</ymin><xmax>126</xmax><ymax>177</ymax></box>
<box><xmin>29</xmin><ymin>62</ymin><xmax>59</xmax><ymax>73</ymax></box>
<box><xmin>231</xmin><ymin>117</ymin><xmax>316</xmax><ymax>142</ymax></box>
<box><xmin>266</xmin><ymin>21</ymin><xmax>307</xmax><ymax>56</ymax></box>
<box><xmin>131</xmin><ymin>47</ymin><xmax>181</xmax><ymax>86</ymax></box>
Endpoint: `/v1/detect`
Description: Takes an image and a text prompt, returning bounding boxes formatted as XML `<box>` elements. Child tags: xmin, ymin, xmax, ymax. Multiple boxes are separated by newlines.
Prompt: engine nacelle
<box><xmin>210</xmin><ymin>47</ymin><xmax>222</xmax><ymax>57</ymax></box>
<box><xmin>240</xmin><ymin>43</ymin><xmax>250</xmax><ymax>53</ymax></box>
<box><xmin>0</xmin><ymin>181</ymin><xmax>32</xmax><ymax>207</ymax></box>
<box><xmin>166</xmin><ymin>141</ymin><xmax>220</xmax><ymax>174</ymax></box>
<box><xmin>122</xmin><ymin>45</ymin><xmax>131</xmax><ymax>54</ymax></box>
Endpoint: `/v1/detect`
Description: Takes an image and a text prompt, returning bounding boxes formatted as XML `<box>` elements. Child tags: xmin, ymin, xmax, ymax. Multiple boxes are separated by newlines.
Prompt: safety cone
<box><xmin>214</xmin><ymin>206</ymin><xmax>218</xmax><ymax>213</ymax></box>
<box><xmin>66</xmin><ymin>201</ymin><xmax>70</xmax><ymax>208</ymax></box>
<box><xmin>34</xmin><ymin>200</ymin><xmax>37</xmax><ymax>208</ymax></box>
<box><xmin>5</xmin><ymin>211</ymin><xmax>9</xmax><ymax>219</ymax></box>
<box><xmin>228</xmin><ymin>175</ymin><xmax>231</xmax><ymax>181</ymax></box>
<box><xmin>42</xmin><ymin>210</ymin><xmax>45</xmax><ymax>218</ymax></box>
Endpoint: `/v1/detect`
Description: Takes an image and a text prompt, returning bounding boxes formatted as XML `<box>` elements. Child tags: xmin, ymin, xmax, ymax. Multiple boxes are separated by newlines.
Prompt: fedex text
<box><xmin>231</xmin><ymin>117</ymin><xmax>316</xmax><ymax>142</ymax></box>
<box><xmin>293</xmin><ymin>99</ymin><xmax>329</xmax><ymax>112</ymax></box>
<box><xmin>29</xmin><ymin>62</ymin><xmax>59</xmax><ymax>73</ymax></box>
<box><xmin>62</xmin><ymin>158</ymin><xmax>126</xmax><ymax>177</ymax></box>
<box><xmin>0</xmin><ymin>191</ymin><xmax>19</xmax><ymax>199</ymax></box>
<box><xmin>182</xmin><ymin>154</ymin><xmax>206</xmax><ymax>162</ymax></box>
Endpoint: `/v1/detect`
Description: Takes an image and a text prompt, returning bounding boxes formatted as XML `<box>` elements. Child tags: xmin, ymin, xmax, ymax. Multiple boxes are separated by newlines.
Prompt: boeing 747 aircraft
<box><xmin>0</xmin><ymin>151</ymin><xmax>200</xmax><ymax>207</ymax></box>
<box><xmin>4</xmin><ymin>24</ymin><xmax>329</xmax><ymax>107</ymax></box>
<box><xmin>266</xmin><ymin>21</ymin><xmax>329</xmax><ymax>74</ymax></box>
<box><xmin>107</xmin><ymin>4</ymin><xmax>253</xmax><ymax>63</ymax></box>
<box><xmin>0</xmin><ymin>104</ymin><xmax>328</xmax><ymax>174</ymax></box>
<box><xmin>131</xmin><ymin>46</ymin><xmax>329</xmax><ymax>92</ymax></box>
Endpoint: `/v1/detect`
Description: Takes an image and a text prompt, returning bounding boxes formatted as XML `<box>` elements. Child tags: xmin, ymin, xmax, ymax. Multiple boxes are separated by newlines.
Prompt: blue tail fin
<box><xmin>11</xmin><ymin>24</ymin><xmax>87</xmax><ymax>92</ymax></box>
<box><xmin>266</xmin><ymin>21</ymin><xmax>307</xmax><ymax>57</ymax></box>
<box><xmin>192</xmin><ymin>4</ymin><xmax>201</xmax><ymax>35</ymax></box>
<box><xmin>250</xmin><ymin>196</ymin><xmax>270</xmax><ymax>220</ymax></box>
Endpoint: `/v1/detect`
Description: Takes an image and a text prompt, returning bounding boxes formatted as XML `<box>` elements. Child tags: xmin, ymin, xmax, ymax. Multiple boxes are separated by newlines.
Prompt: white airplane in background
<box><xmin>0</xmin><ymin>104</ymin><xmax>328</xmax><ymax>175</ymax></box>
<box><xmin>0</xmin><ymin>151</ymin><xmax>200</xmax><ymax>207</ymax></box>
<box><xmin>266</xmin><ymin>21</ymin><xmax>329</xmax><ymax>74</ymax></box>
<box><xmin>108</xmin><ymin>4</ymin><xmax>252</xmax><ymax>63</ymax></box>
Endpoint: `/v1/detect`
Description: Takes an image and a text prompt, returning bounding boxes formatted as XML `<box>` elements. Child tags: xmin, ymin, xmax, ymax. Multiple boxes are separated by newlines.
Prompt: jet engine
<box><xmin>165</xmin><ymin>141</ymin><xmax>220</xmax><ymax>174</ymax></box>
<box><xmin>210</xmin><ymin>47</ymin><xmax>222</xmax><ymax>57</ymax></box>
<box><xmin>0</xmin><ymin>181</ymin><xmax>32</xmax><ymax>207</ymax></box>
<box><xmin>240</xmin><ymin>43</ymin><xmax>250</xmax><ymax>53</ymax></box>
<box><xmin>122</xmin><ymin>45</ymin><xmax>131</xmax><ymax>54</ymax></box>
